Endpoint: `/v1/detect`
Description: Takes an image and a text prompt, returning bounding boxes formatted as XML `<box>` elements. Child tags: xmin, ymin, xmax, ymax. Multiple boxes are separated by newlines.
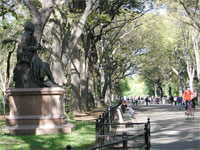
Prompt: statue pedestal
<box><xmin>5</xmin><ymin>87</ymin><xmax>76</xmax><ymax>135</ymax></box>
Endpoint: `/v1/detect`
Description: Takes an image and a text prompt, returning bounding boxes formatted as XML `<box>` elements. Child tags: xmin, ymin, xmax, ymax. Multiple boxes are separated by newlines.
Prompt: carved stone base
<box><xmin>6</xmin><ymin>87</ymin><xmax>76</xmax><ymax>135</ymax></box>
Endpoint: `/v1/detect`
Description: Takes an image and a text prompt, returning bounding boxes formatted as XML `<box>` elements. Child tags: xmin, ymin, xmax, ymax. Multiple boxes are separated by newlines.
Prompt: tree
<box><xmin>131</xmin><ymin>13</ymin><xmax>189</xmax><ymax>97</ymax></box>
<box><xmin>157</xmin><ymin>0</ymin><xmax>200</xmax><ymax>103</ymax></box>
<box><xmin>88</xmin><ymin>0</ymin><xmax>154</xmax><ymax>106</ymax></box>
<box><xmin>0</xmin><ymin>0</ymin><xmax>25</xmax><ymax>113</ymax></box>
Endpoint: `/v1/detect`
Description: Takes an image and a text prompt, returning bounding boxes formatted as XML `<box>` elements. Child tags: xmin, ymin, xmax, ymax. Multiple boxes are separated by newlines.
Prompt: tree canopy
<box><xmin>1</xmin><ymin>0</ymin><xmax>200</xmax><ymax>114</ymax></box>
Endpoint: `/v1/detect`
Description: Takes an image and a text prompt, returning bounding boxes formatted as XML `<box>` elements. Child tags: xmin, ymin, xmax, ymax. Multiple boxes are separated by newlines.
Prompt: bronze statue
<box><xmin>13</xmin><ymin>21</ymin><xmax>58</xmax><ymax>88</ymax></box>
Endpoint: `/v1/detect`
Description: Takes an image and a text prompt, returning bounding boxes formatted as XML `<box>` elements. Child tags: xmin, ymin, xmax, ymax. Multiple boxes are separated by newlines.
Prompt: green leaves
<box><xmin>87</xmin><ymin>10</ymin><xmax>111</xmax><ymax>26</ymax></box>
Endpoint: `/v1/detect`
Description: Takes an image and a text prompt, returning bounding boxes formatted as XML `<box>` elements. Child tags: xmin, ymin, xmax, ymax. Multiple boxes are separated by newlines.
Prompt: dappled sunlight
<box><xmin>133</xmin><ymin>104</ymin><xmax>200</xmax><ymax>149</ymax></box>
<box><xmin>0</xmin><ymin>121</ymin><xmax>95</xmax><ymax>150</ymax></box>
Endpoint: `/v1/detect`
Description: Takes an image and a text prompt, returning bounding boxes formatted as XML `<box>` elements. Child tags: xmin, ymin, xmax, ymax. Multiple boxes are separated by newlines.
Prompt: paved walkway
<box><xmin>132</xmin><ymin>104</ymin><xmax>200</xmax><ymax>150</ymax></box>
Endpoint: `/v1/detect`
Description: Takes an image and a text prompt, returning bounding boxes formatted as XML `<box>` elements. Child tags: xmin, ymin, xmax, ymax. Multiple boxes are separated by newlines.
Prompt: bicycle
<box><xmin>185</xmin><ymin>101</ymin><xmax>194</xmax><ymax>119</ymax></box>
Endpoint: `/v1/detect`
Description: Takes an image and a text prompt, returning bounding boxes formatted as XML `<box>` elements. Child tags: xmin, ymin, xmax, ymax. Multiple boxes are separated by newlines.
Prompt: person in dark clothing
<box><xmin>121</xmin><ymin>101</ymin><xmax>127</xmax><ymax>113</ymax></box>
<box><xmin>177</xmin><ymin>96</ymin><xmax>182</xmax><ymax>110</ymax></box>
<box><xmin>145</xmin><ymin>97</ymin><xmax>149</xmax><ymax>106</ymax></box>
<box><xmin>121</xmin><ymin>101</ymin><xmax>135</xmax><ymax>118</ymax></box>
<box><xmin>192</xmin><ymin>97</ymin><xmax>197</xmax><ymax>109</ymax></box>
<box><xmin>170</xmin><ymin>95</ymin><xmax>174</xmax><ymax>105</ymax></box>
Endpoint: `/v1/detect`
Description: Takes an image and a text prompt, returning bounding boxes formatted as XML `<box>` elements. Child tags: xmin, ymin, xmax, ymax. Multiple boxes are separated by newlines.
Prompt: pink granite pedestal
<box><xmin>5</xmin><ymin>87</ymin><xmax>76</xmax><ymax>135</ymax></box>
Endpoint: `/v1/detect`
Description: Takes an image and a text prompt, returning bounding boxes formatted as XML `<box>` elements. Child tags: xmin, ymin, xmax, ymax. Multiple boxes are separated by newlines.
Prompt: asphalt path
<box><xmin>132</xmin><ymin>104</ymin><xmax>200</xmax><ymax>150</ymax></box>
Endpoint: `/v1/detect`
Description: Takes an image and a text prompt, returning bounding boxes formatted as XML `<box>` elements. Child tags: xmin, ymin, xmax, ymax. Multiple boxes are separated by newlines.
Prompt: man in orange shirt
<box><xmin>182</xmin><ymin>87</ymin><xmax>193</xmax><ymax>110</ymax></box>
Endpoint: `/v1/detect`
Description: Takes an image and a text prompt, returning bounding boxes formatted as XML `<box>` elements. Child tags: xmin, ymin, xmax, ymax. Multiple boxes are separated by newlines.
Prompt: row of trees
<box><xmin>134</xmin><ymin>0</ymin><xmax>200</xmax><ymax>103</ymax></box>
<box><xmin>1</xmin><ymin>0</ymin><xmax>200</xmax><ymax>115</ymax></box>
<box><xmin>0</xmin><ymin>0</ymin><xmax>153</xmax><ymax>115</ymax></box>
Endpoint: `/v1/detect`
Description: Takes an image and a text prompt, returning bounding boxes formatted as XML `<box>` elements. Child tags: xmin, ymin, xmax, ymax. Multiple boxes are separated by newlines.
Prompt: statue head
<box><xmin>24</xmin><ymin>21</ymin><xmax>35</xmax><ymax>32</ymax></box>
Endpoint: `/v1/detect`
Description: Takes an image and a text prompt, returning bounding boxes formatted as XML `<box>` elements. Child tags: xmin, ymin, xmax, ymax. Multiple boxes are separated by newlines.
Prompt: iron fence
<box><xmin>95</xmin><ymin>102</ymin><xmax>122</xmax><ymax>146</ymax></box>
<box><xmin>92</xmin><ymin>119</ymin><xmax>150</xmax><ymax>150</ymax></box>
<box><xmin>66</xmin><ymin>101</ymin><xmax>151</xmax><ymax>150</ymax></box>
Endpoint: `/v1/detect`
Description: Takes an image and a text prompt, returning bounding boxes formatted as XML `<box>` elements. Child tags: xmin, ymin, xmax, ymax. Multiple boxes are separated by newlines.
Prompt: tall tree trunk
<box><xmin>61</xmin><ymin>0</ymin><xmax>94</xmax><ymax>66</ymax></box>
<box><xmin>80</xmin><ymin>44</ymin><xmax>89</xmax><ymax>112</ymax></box>
<box><xmin>96</xmin><ymin>69</ymin><xmax>102</xmax><ymax>107</ymax></box>
<box><xmin>192</xmin><ymin>29</ymin><xmax>200</xmax><ymax>104</ymax></box>
<box><xmin>158</xmin><ymin>85</ymin><xmax>163</xmax><ymax>98</ymax></box>
<box><xmin>0</xmin><ymin>70</ymin><xmax>6</xmax><ymax>114</ymax></box>
<box><xmin>70</xmin><ymin>46</ymin><xmax>81</xmax><ymax>115</ymax></box>
<box><xmin>168</xmin><ymin>86</ymin><xmax>172</xmax><ymax>97</ymax></box>
<box><xmin>187</xmin><ymin>64</ymin><xmax>195</xmax><ymax>91</ymax></box>
<box><xmin>102</xmin><ymin>73</ymin><xmax>109</xmax><ymax>100</ymax></box>
<box><xmin>105</xmin><ymin>82</ymin><xmax>111</xmax><ymax>105</ymax></box>
<box><xmin>178</xmin><ymin>76</ymin><xmax>184</xmax><ymax>96</ymax></box>
<box><xmin>93</xmin><ymin>62</ymin><xmax>102</xmax><ymax>107</ymax></box>
<box><xmin>154</xmin><ymin>84</ymin><xmax>158</xmax><ymax>97</ymax></box>
<box><xmin>51</xmin><ymin>21</ymin><xmax>67</xmax><ymax>86</ymax></box>
<box><xmin>88</xmin><ymin>61</ymin><xmax>95</xmax><ymax>108</ymax></box>
<box><xmin>171</xmin><ymin>67</ymin><xmax>184</xmax><ymax>96</ymax></box>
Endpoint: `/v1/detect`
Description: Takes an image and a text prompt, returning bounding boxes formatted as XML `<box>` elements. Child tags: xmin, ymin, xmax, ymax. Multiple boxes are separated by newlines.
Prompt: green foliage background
<box><xmin>119</xmin><ymin>75</ymin><xmax>149</xmax><ymax>97</ymax></box>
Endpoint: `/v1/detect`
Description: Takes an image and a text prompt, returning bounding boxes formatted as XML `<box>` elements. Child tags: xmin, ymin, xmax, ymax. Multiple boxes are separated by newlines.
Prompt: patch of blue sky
<box><xmin>149</xmin><ymin>4</ymin><xmax>167</xmax><ymax>15</ymax></box>
<box><xmin>0</xmin><ymin>13</ymin><xmax>16</xmax><ymax>26</ymax></box>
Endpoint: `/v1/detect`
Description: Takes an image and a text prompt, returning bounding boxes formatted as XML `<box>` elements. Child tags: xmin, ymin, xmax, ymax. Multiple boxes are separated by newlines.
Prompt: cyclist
<box><xmin>182</xmin><ymin>87</ymin><xmax>194</xmax><ymax>111</ymax></box>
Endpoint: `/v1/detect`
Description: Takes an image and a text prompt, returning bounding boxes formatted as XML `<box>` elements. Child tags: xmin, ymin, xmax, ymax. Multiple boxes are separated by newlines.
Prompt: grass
<box><xmin>0</xmin><ymin>120</ymin><xmax>96</xmax><ymax>150</ymax></box>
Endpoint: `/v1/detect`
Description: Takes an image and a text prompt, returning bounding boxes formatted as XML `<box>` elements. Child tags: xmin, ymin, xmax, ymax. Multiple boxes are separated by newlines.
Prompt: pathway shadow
<box><xmin>134</xmin><ymin>105</ymin><xmax>200</xmax><ymax>150</ymax></box>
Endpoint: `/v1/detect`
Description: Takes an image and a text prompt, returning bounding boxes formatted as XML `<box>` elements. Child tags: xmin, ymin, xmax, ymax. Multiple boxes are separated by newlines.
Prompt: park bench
<box><xmin>117</xmin><ymin>105</ymin><xmax>132</xmax><ymax>123</ymax></box>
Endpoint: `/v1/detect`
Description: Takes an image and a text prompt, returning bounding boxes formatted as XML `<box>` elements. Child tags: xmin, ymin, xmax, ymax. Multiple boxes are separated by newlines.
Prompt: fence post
<box><xmin>147</xmin><ymin>118</ymin><xmax>151</xmax><ymax>148</ymax></box>
<box><xmin>66</xmin><ymin>145</ymin><xmax>72</xmax><ymax>150</ymax></box>
<box><xmin>147</xmin><ymin>118</ymin><xmax>150</xmax><ymax>136</ymax></box>
<box><xmin>144</xmin><ymin>123</ymin><xmax>149</xmax><ymax>150</ymax></box>
<box><xmin>123</xmin><ymin>132</ymin><xmax>128</xmax><ymax>150</ymax></box>
<box><xmin>95</xmin><ymin>118</ymin><xmax>99</xmax><ymax>146</ymax></box>
<box><xmin>108</xmin><ymin>106</ymin><xmax>111</xmax><ymax>133</ymax></box>
<box><xmin>101</xmin><ymin>113</ymin><xmax>104</xmax><ymax>145</ymax></box>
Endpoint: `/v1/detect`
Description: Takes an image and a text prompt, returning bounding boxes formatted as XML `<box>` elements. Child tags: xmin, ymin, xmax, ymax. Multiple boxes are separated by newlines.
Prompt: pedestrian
<box><xmin>127</xmin><ymin>98</ymin><xmax>130</xmax><ymax>103</ymax></box>
<box><xmin>152</xmin><ymin>97</ymin><xmax>155</xmax><ymax>104</ymax></box>
<box><xmin>145</xmin><ymin>96</ymin><xmax>149</xmax><ymax>106</ymax></box>
<box><xmin>182</xmin><ymin>87</ymin><xmax>194</xmax><ymax>110</ymax></box>
<box><xmin>192</xmin><ymin>96</ymin><xmax>197</xmax><ymax>110</ymax></box>
<box><xmin>132</xmin><ymin>97</ymin><xmax>136</xmax><ymax>106</ymax></box>
<box><xmin>135</xmin><ymin>97</ymin><xmax>138</xmax><ymax>106</ymax></box>
<box><xmin>176</xmin><ymin>96</ymin><xmax>182</xmax><ymax>110</ymax></box>
<box><xmin>174</xmin><ymin>96</ymin><xmax>177</xmax><ymax>105</ymax></box>
<box><xmin>170</xmin><ymin>95</ymin><xmax>174</xmax><ymax>105</ymax></box>
<box><xmin>156</xmin><ymin>97</ymin><xmax>160</xmax><ymax>104</ymax></box>
<box><xmin>162</xmin><ymin>97</ymin><xmax>166</xmax><ymax>104</ymax></box>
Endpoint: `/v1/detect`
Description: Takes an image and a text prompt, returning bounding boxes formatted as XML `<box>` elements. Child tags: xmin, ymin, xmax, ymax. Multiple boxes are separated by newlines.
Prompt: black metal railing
<box><xmin>66</xmin><ymin>101</ymin><xmax>151</xmax><ymax>150</ymax></box>
<box><xmin>95</xmin><ymin>101</ymin><xmax>122</xmax><ymax>146</ymax></box>
<box><xmin>91</xmin><ymin>118</ymin><xmax>150</xmax><ymax>150</ymax></box>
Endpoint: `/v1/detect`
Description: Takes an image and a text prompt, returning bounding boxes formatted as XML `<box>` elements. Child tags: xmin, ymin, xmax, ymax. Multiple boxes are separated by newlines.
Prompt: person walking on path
<box><xmin>177</xmin><ymin>96</ymin><xmax>182</xmax><ymax>110</ymax></box>
<box><xmin>132</xmin><ymin>98</ymin><xmax>136</xmax><ymax>106</ymax></box>
<box><xmin>170</xmin><ymin>95</ymin><xmax>174</xmax><ymax>105</ymax></box>
<box><xmin>135</xmin><ymin>97</ymin><xmax>138</xmax><ymax>106</ymax></box>
<box><xmin>182</xmin><ymin>87</ymin><xmax>194</xmax><ymax>110</ymax></box>
<box><xmin>145</xmin><ymin>96</ymin><xmax>149</xmax><ymax>106</ymax></box>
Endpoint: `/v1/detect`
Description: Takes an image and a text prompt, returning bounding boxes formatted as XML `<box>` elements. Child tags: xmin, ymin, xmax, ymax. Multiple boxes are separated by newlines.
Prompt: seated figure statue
<box><xmin>13</xmin><ymin>21</ymin><xmax>58</xmax><ymax>88</ymax></box>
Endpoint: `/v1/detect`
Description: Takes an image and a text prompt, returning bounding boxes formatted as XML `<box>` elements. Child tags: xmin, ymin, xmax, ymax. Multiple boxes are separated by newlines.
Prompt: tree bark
<box><xmin>154</xmin><ymin>84</ymin><xmax>158</xmax><ymax>97</ymax></box>
<box><xmin>192</xmin><ymin>29</ymin><xmax>200</xmax><ymax>104</ymax></box>
<box><xmin>61</xmin><ymin>0</ymin><xmax>95</xmax><ymax>66</ymax></box>
<box><xmin>70</xmin><ymin>46</ymin><xmax>81</xmax><ymax>115</ymax></box>
<box><xmin>95</xmin><ymin>67</ymin><xmax>102</xmax><ymax>107</ymax></box>
<box><xmin>80</xmin><ymin>43</ymin><xmax>89</xmax><ymax>112</ymax></box>
<box><xmin>88</xmin><ymin>61</ymin><xmax>95</xmax><ymax>108</ymax></box>
<box><xmin>51</xmin><ymin>20</ymin><xmax>67</xmax><ymax>85</ymax></box>
<box><xmin>24</xmin><ymin>0</ymin><xmax>53</xmax><ymax>42</ymax></box>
